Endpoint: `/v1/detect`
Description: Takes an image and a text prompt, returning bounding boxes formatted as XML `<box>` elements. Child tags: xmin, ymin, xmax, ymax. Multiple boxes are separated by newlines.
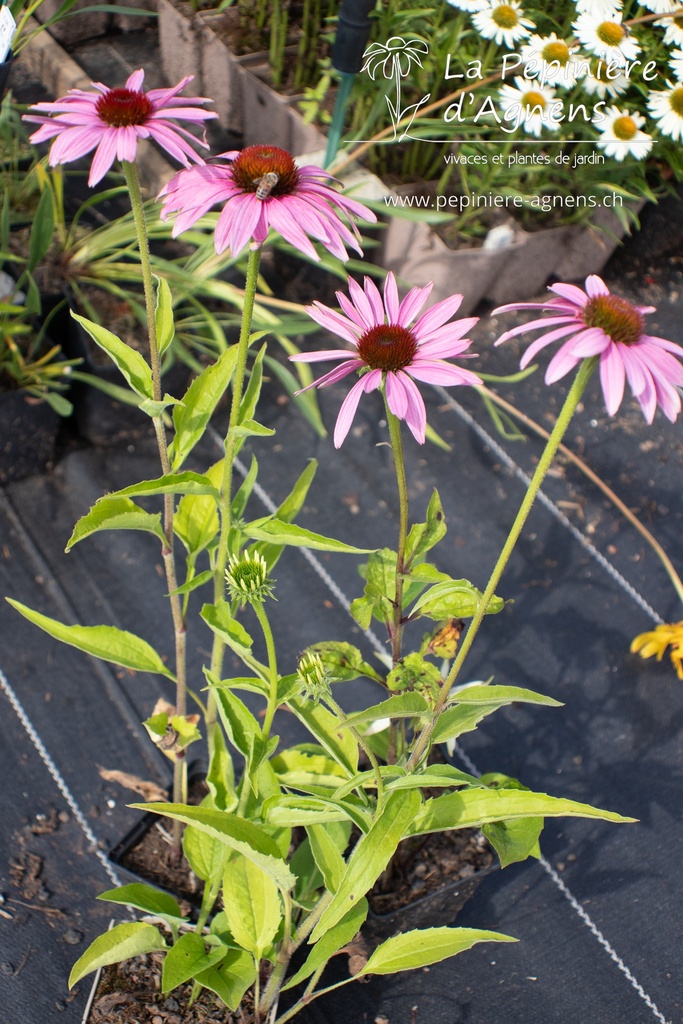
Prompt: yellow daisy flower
<box><xmin>630</xmin><ymin>622</ymin><xmax>683</xmax><ymax>679</ymax></box>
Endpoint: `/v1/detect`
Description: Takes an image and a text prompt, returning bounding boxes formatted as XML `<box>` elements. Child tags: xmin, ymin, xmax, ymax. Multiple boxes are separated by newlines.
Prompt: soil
<box><xmin>367</xmin><ymin>828</ymin><xmax>493</xmax><ymax>915</ymax></box>
<box><xmin>85</xmin><ymin>952</ymin><xmax>254</xmax><ymax>1023</ymax></box>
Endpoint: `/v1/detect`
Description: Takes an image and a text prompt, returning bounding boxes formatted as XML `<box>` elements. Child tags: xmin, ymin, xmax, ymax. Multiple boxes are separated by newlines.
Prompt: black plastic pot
<box><xmin>0</xmin><ymin>50</ymin><xmax>14</xmax><ymax>101</ymax></box>
<box><xmin>0</xmin><ymin>387</ymin><xmax>61</xmax><ymax>484</ymax></box>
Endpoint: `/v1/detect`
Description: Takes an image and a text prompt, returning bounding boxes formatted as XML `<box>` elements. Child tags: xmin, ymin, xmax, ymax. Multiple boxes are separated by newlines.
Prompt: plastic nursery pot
<box><xmin>107</xmin><ymin>761</ymin><xmax>208</xmax><ymax>910</ymax></box>
<box><xmin>363</xmin><ymin>832</ymin><xmax>498</xmax><ymax>944</ymax></box>
<box><xmin>0</xmin><ymin>387</ymin><xmax>62</xmax><ymax>485</ymax></box>
<box><xmin>0</xmin><ymin>50</ymin><xmax>15</xmax><ymax>101</ymax></box>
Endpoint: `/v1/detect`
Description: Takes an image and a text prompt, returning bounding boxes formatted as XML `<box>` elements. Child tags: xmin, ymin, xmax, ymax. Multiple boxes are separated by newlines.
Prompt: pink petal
<box><xmin>585</xmin><ymin>275</ymin><xmax>610</xmax><ymax>298</ymax></box>
<box><xmin>347</xmin><ymin>277</ymin><xmax>378</xmax><ymax>330</ymax></box>
<box><xmin>290</xmin><ymin>348</ymin><xmax>356</xmax><ymax>363</ymax></box>
<box><xmin>334</xmin><ymin>371</ymin><xmax>381</xmax><ymax>447</ymax></box>
<box><xmin>408</xmin><ymin>361</ymin><xmax>482</xmax><ymax>387</ymax></box>
<box><xmin>305</xmin><ymin>303</ymin><xmax>361</xmax><ymax>346</ymax></box>
<box><xmin>363</xmin><ymin>276</ymin><xmax>386</xmax><ymax>323</ymax></box>
<box><xmin>385</xmin><ymin>370</ymin><xmax>409</xmax><ymax>419</ymax></box>
<box><xmin>599</xmin><ymin>342</ymin><xmax>626</xmax><ymax>415</ymax></box>
<box><xmin>544</xmin><ymin>343</ymin><xmax>582</xmax><ymax>384</ymax></box>
<box><xmin>568</xmin><ymin>327</ymin><xmax>611</xmax><ymax>358</ymax></box>
<box><xmin>88</xmin><ymin>130</ymin><xmax>119</xmax><ymax>185</ymax></box>
<box><xmin>125</xmin><ymin>69</ymin><xmax>145</xmax><ymax>91</ymax></box>
<box><xmin>397</xmin><ymin>283</ymin><xmax>432</xmax><ymax>324</ymax></box>
<box><xmin>412</xmin><ymin>293</ymin><xmax>464</xmax><ymax>339</ymax></box>
<box><xmin>395</xmin><ymin>371</ymin><xmax>427</xmax><ymax>443</ymax></box>
<box><xmin>383</xmin><ymin>273</ymin><xmax>400</xmax><ymax>322</ymax></box>
<box><xmin>547</xmin><ymin>282</ymin><xmax>589</xmax><ymax>307</ymax></box>
<box><xmin>519</xmin><ymin>328</ymin><xmax>581</xmax><ymax>369</ymax></box>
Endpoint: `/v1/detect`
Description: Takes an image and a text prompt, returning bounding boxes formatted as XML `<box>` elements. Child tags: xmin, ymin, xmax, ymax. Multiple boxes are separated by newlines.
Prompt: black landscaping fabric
<box><xmin>2</xmin><ymin>51</ymin><xmax>683</xmax><ymax>1024</ymax></box>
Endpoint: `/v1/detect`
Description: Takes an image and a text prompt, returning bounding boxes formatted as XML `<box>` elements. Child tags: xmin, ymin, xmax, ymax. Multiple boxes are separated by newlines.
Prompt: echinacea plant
<box><xmin>7</xmin><ymin>66</ymin><xmax>683</xmax><ymax>1024</ymax></box>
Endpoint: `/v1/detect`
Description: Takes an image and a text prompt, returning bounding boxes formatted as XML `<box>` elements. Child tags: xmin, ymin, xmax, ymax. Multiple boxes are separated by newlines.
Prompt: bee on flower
<box><xmin>573</xmin><ymin>12</ymin><xmax>641</xmax><ymax>62</ymax></box>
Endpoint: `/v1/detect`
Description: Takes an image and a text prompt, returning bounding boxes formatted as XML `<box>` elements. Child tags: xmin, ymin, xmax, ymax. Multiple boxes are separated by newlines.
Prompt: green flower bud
<box><xmin>297</xmin><ymin>650</ymin><xmax>333</xmax><ymax>704</ymax></box>
<box><xmin>225</xmin><ymin>549</ymin><xmax>275</xmax><ymax>606</ymax></box>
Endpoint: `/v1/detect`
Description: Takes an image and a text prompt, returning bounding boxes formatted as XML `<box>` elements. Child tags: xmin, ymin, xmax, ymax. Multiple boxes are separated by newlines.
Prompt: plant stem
<box><xmin>407</xmin><ymin>358</ymin><xmax>597</xmax><ymax>771</ymax></box>
<box><xmin>254</xmin><ymin>601</ymin><xmax>279</xmax><ymax>742</ymax></box>
<box><xmin>122</xmin><ymin>160</ymin><xmax>187</xmax><ymax>832</ymax></box>
<box><xmin>207</xmin><ymin>246</ymin><xmax>263</xmax><ymax>731</ymax></box>
<box><xmin>384</xmin><ymin>398</ymin><xmax>410</xmax><ymax>763</ymax></box>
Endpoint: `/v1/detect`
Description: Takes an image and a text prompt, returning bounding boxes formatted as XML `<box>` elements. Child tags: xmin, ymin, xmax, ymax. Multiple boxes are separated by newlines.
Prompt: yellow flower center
<box><xmin>542</xmin><ymin>41</ymin><xmax>570</xmax><ymax>65</ymax></box>
<box><xmin>357</xmin><ymin>324</ymin><xmax>418</xmax><ymax>372</ymax></box>
<box><xmin>582</xmin><ymin>294</ymin><xmax>644</xmax><ymax>346</ymax></box>
<box><xmin>596</xmin><ymin>21</ymin><xmax>625</xmax><ymax>46</ymax></box>
<box><xmin>523</xmin><ymin>90</ymin><xmax>547</xmax><ymax>111</ymax></box>
<box><xmin>492</xmin><ymin>4</ymin><xmax>519</xmax><ymax>29</ymax></box>
<box><xmin>613</xmin><ymin>115</ymin><xmax>637</xmax><ymax>140</ymax></box>
<box><xmin>670</xmin><ymin>85</ymin><xmax>683</xmax><ymax>116</ymax></box>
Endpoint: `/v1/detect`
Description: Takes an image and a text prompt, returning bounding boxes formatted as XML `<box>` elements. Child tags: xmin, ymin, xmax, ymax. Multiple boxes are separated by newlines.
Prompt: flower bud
<box><xmin>225</xmin><ymin>549</ymin><xmax>275</xmax><ymax>605</ymax></box>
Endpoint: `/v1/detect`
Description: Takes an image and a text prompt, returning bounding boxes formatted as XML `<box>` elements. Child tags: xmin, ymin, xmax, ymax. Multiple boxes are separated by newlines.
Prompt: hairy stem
<box><xmin>407</xmin><ymin>358</ymin><xmax>597</xmax><ymax>771</ymax></box>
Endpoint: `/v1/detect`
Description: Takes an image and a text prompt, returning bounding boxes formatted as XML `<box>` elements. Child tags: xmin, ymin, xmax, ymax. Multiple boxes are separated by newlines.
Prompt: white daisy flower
<box><xmin>472</xmin><ymin>1</ymin><xmax>535</xmax><ymax>47</ymax></box>
<box><xmin>573</xmin><ymin>13</ymin><xmax>641</xmax><ymax>62</ymax></box>
<box><xmin>575</xmin><ymin>0</ymin><xmax>623</xmax><ymax>17</ymax></box>
<box><xmin>498</xmin><ymin>77</ymin><xmax>562</xmax><ymax>136</ymax></box>
<box><xmin>445</xmin><ymin>0</ymin><xmax>490</xmax><ymax>10</ymax></box>
<box><xmin>594</xmin><ymin>106</ymin><xmax>653</xmax><ymax>159</ymax></box>
<box><xmin>655</xmin><ymin>8</ymin><xmax>683</xmax><ymax>46</ymax></box>
<box><xmin>580</xmin><ymin>55</ymin><xmax>630</xmax><ymax>97</ymax></box>
<box><xmin>521</xmin><ymin>33</ymin><xmax>580</xmax><ymax>87</ymax></box>
<box><xmin>640</xmin><ymin>0</ymin><xmax>678</xmax><ymax>12</ymax></box>
<box><xmin>648</xmin><ymin>80</ymin><xmax>683</xmax><ymax>140</ymax></box>
<box><xmin>670</xmin><ymin>46</ymin><xmax>683</xmax><ymax>78</ymax></box>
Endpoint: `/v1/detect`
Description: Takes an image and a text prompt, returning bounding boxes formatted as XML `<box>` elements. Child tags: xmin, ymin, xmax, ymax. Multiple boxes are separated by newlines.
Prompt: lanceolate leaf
<box><xmin>243</xmin><ymin>517</ymin><xmax>374</xmax><ymax>554</ymax></box>
<box><xmin>405</xmin><ymin>488</ymin><xmax>447</xmax><ymax>565</ymax></box>
<box><xmin>409</xmin><ymin>789</ymin><xmax>636</xmax><ymax>837</ymax></box>
<box><xmin>71</xmin><ymin>313</ymin><xmax>154</xmax><ymax>399</ymax></box>
<box><xmin>359</xmin><ymin>926</ymin><xmax>517</xmax><ymax>976</ymax></box>
<box><xmin>170</xmin><ymin>347</ymin><xmax>238</xmax><ymax>470</ymax></box>
<box><xmin>154</xmin><ymin>275</ymin><xmax>174</xmax><ymax>358</ymax></box>
<box><xmin>69</xmin><ymin>922</ymin><xmax>167</xmax><ymax>987</ymax></box>
<box><xmin>222</xmin><ymin>853</ymin><xmax>281</xmax><ymax>958</ymax></box>
<box><xmin>289</xmin><ymin>699</ymin><xmax>358</xmax><ymax>777</ymax></box>
<box><xmin>410</xmin><ymin>580</ymin><xmax>504</xmax><ymax>620</ymax></box>
<box><xmin>6</xmin><ymin>600</ymin><xmax>175</xmax><ymax>678</ymax></box>
<box><xmin>133</xmin><ymin>803</ymin><xmax>297</xmax><ymax>893</ymax></box>
<box><xmin>432</xmin><ymin>685</ymin><xmax>563</xmax><ymax>744</ymax></box>
<box><xmin>110</xmin><ymin>472</ymin><xmax>220</xmax><ymax>502</ymax></box>
<box><xmin>97</xmin><ymin>884</ymin><xmax>185</xmax><ymax>922</ymax></box>
<box><xmin>283</xmin><ymin>899</ymin><xmax>369</xmax><ymax>990</ymax></box>
<box><xmin>310</xmin><ymin>790</ymin><xmax>421</xmax><ymax>943</ymax></box>
<box><xmin>161</xmin><ymin>932</ymin><xmax>228</xmax><ymax>993</ymax></box>
<box><xmin>66</xmin><ymin>496</ymin><xmax>166</xmax><ymax>550</ymax></box>
<box><xmin>341</xmin><ymin>692</ymin><xmax>430</xmax><ymax>730</ymax></box>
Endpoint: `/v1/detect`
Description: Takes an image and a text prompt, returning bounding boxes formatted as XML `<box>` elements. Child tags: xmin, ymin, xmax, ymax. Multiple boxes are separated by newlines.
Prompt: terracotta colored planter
<box><xmin>157</xmin><ymin>0</ymin><xmax>326</xmax><ymax>155</ymax></box>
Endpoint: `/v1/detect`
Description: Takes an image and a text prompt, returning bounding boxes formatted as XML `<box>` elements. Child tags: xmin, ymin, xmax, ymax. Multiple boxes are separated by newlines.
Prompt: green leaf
<box><xmin>263</xmin><ymin>795</ymin><xmax>357</xmax><ymax>828</ymax></box>
<box><xmin>134</xmin><ymin>803</ymin><xmax>297</xmax><ymax>893</ymax></box>
<box><xmin>211</xmin><ymin>683</ymin><xmax>260</xmax><ymax>760</ymax></box>
<box><xmin>359</xmin><ymin>926</ymin><xmax>517</xmax><ymax>976</ymax></box>
<box><xmin>306</xmin><ymin>821</ymin><xmax>351</xmax><ymax>893</ymax></box>
<box><xmin>405</xmin><ymin>488</ymin><xmax>447</xmax><ymax>565</ymax></box>
<box><xmin>237</xmin><ymin>343</ymin><xmax>265</xmax><ymax>426</ymax></box>
<box><xmin>6</xmin><ymin>600</ymin><xmax>174</xmax><ymax>679</ymax></box>
<box><xmin>168</xmin><ymin>570</ymin><xmax>214</xmax><ymax>597</ymax></box>
<box><xmin>71</xmin><ymin>313</ymin><xmax>153</xmax><ymax>399</ymax></box>
<box><xmin>69</xmin><ymin>922</ymin><xmax>167</xmax><ymax>987</ymax></box>
<box><xmin>483</xmin><ymin>816</ymin><xmax>543</xmax><ymax>868</ymax></box>
<box><xmin>111</xmin><ymin>471</ymin><xmax>220</xmax><ymax>501</ymax></box>
<box><xmin>341</xmin><ymin>692</ymin><xmax>430</xmax><ymax>729</ymax></box>
<box><xmin>386</xmin><ymin>763</ymin><xmax>480</xmax><ymax>791</ymax></box>
<box><xmin>161</xmin><ymin>932</ymin><xmax>228</xmax><ymax>993</ymax></box>
<box><xmin>411</xmin><ymin>580</ymin><xmax>504</xmax><ymax>620</ymax></box>
<box><xmin>222</xmin><ymin>853</ymin><xmax>282</xmax><ymax>958</ymax></box>
<box><xmin>232</xmin><ymin>419</ymin><xmax>275</xmax><ymax>438</ymax></box>
<box><xmin>201</xmin><ymin>604</ymin><xmax>254</xmax><ymax>662</ymax></box>
<box><xmin>66</xmin><ymin>496</ymin><xmax>166</xmax><ymax>551</ymax></box>
<box><xmin>284</xmin><ymin>899</ymin><xmax>369</xmax><ymax>990</ymax></box>
<box><xmin>97</xmin><ymin>884</ymin><xmax>185</xmax><ymax>922</ymax></box>
<box><xmin>194</xmin><ymin>949</ymin><xmax>255</xmax><ymax>1011</ymax></box>
<box><xmin>174</xmin><ymin>459</ymin><xmax>223</xmax><ymax>555</ymax></box>
<box><xmin>243</xmin><ymin>517</ymin><xmax>374</xmax><ymax>554</ymax></box>
<box><xmin>170</xmin><ymin>347</ymin><xmax>238</xmax><ymax>470</ymax></box>
<box><xmin>183</xmin><ymin>822</ymin><xmax>228</xmax><ymax>883</ymax></box>
<box><xmin>154</xmin><ymin>275</ymin><xmax>174</xmax><ymax>358</ymax></box>
<box><xmin>27</xmin><ymin>187</ymin><xmax>55</xmax><ymax>274</ymax></box>
<box><xmin>310</xmin><ymin>790</ymin><xmax>421</xmax><ymax>942</ymax></box>
<box><xmin>272</xmin><ymin>745</ymin><xmax>349</xmax><ymax>790</ymax></box>
<box><xmin>410</xmin><ymin>788</ymin><xmax>637</xmax><ymax>837</ymax></box>
<box><xmin>432</xmin><ymin>685</ymin><xmax>562</xmax><ymax>744</ymax></box>
<box><xmin>289</xmin><ymin>698</ymin><xmax>358</xmax><ymax>777</ymax></box>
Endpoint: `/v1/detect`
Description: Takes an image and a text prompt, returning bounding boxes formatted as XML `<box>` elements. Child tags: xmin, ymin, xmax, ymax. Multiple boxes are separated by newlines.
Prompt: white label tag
<box><xmin>0</xmin><ymin>7</ymin><xmax>17</xmax><ymax>65</ymax></box>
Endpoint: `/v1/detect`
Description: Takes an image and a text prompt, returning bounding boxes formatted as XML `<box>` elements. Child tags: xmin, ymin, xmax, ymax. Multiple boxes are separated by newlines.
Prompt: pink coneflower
<box><xmin>290</xmin><ymin>273</ymin><xmax>481</xmax><ymax>446</ymax></box>
<box><xmin>157</xmin><ymin>145</ymin><xmax>376</xmax><ymax>261</ymax></box>
<box><xmin>494</xmin><ymin>276</ymin><xmax>683</xmax><ymax>422</ymax></box>
<box><xmin>23</xmin><ymin>69</ymin><xmax>216</xmax><ymax>187</ymax></box>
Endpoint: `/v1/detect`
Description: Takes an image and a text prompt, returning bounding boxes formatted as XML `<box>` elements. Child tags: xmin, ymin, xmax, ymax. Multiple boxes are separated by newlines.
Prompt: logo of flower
<box><xmin>361</xmin><ymin>36</ymin><xmax>431</xmax><ymax>140</ymax></box>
